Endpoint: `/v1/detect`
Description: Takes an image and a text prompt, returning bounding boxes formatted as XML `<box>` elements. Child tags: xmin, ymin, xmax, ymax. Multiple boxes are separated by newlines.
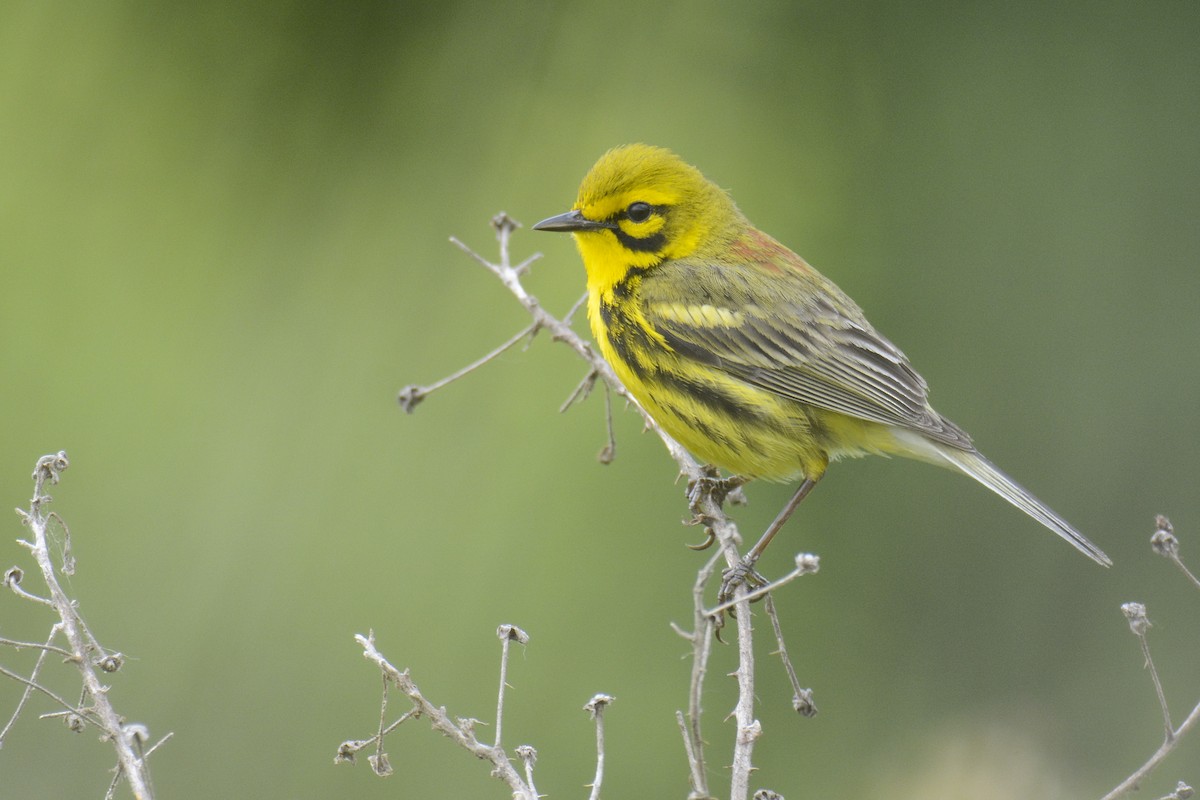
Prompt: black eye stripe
<box><xmin>616</xmin><ymin>203</ymin><xmax>666</xmax><ymax>223</ymax></box>
<box><xmin>614</xmin><ymin>228</ymin><xmax>666</xmax><ymax>253</ymax></box>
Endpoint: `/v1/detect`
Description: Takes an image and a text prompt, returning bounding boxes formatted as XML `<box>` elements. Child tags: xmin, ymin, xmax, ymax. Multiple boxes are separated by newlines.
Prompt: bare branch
<box><xmin>398</xmin><ymin>321</ymin><xmax>539</xmax><ymax>413</ymax></box>
<box><xmin>764</xmin><ymin>588</ymin><xmax>817</xmax><ymax>718</ymax></box>
<box><xmin>1156</xmin><ymin>781</ymin><xmax>1195</xmax><ymax>800</ymax></box>
<box><xmin>0</xmin><ymin>624</ymin><xmax>73</xmax><ymax>745</ymax></box>
<box><xmin>3</xmin><ymin>452</ymin><xmax>161</xmax><ymax>798</ymax></box>
<box><xmin>584</xmin><ymin>693</ymin><xmax>614</xmax><ymax>800</ymax></box>
<box><xmin>597</xmin><ymin>381</ymin><xmax>618</xmax><ymax>464</ymax></box>
<box><xmin>433</xmin><ymin>222</ymin><xmax>703</xmax><ymax>481</ymax></box>
<box><xmin>1102</xmin><ymin>696</ymin><xmax>1200</xmax><ymax>800</ymax></box>
<box><xmin>4</xmin><ymin>568</ymin><xmax>55</xmax><ymax>607</ymax></box>
<box><xmin>515</xmin><ymin>744</ymin><xmax>539</xmax><ymax>798</ymax></box>
<box><xmin>0</xmin><ymin>633</ymin><xmax>76</xmax><ymax>660</ymax></box>
<box><xmin>1102</xmin><ymin>514</ymin><xmax>1200</xmax><ymax>798</ymax></box>
<box><xmin>494</xmin><ymin>623</ymin><xmax>529</xmax><ymax>749</ymax></box>
<box><xmin>0</xmin><ymin>661</ymin><xmax>102</xmax><ymax>729</ymax></box>
<box><xmin>1122</xmin><ymin>603</ymin><xmax>1173</xmax><ymax>742</ymax></box>
<box><xmin>729</xmin><ymin>579</ymin><xmax>760</xmax><ymax>800</ymax></box>
<box><xmin>560</xmin><ymin>368</ymin><xmax>600</xmax><ymax>413</ymax></box>
<box><xmin>706</xmin><ymin>553</ymin><xmax>820</xmax><ymax>620</ymax></box>
<box><xmin>674</xmin><ymin>549</ymin><xmax>722</xmax><ymax>800</ymax></box>
<box><xmin>346</xmin><ymin>630</ymin><xmax>536</xmax><ymax>800</ymax></box>
<box><xmin>1151</xmin><ymin>516</ymin><xmax>1200</xmax><ymax>593</ymax></box>
<box><xmin>561</xmin><ymin>290</ymin><xmax>588</xmax><ymax>327</ymax></box>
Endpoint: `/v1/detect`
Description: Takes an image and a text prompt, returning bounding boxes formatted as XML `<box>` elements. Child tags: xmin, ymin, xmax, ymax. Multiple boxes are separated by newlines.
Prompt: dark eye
<box><xmin>626</xmin><ymin>202</ymin><xmax>653</xmax><ymax>223</ymax></box>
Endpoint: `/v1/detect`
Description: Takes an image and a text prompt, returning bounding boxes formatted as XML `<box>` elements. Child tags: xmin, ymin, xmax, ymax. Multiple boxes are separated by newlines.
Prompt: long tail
<box><xmin>930</xmin><ymin>446</ymin><xmax>1111</xmax><ymax>567</ymax></box>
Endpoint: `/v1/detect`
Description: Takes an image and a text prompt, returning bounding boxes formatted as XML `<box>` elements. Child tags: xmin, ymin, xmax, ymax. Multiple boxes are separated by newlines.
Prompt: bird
<box><xmin>533</xmin><ymin>144</ymin><xmax>1110</xmax><ymax>588</ymax></box>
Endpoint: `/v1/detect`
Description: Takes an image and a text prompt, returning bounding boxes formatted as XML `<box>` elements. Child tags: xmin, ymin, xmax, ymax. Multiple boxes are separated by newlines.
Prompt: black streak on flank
<box><xmin>652</xmin><ymin>371</ymin><xmax>760</xmax><ymax>426</ymax></box>
<box><xmin>599</xmin><ymin>301</ymin><xmax>656</xmax><ymax>382</ymax></box>
<box><xmin>684</xmin><ymin>413</ymin><xmax>737</xmax><ymax>451</ymax></box>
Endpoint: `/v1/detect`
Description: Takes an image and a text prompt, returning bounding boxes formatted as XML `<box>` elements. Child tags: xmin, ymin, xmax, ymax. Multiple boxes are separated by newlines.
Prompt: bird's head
<box><xmin>534</xmin><ymin>145</ymin><xmax>743</xmax><ymax>284</ymax></box>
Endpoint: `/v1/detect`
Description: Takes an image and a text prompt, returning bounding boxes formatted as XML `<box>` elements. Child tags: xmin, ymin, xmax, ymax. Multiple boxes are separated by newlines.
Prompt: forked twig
<box><xmin>343</xmin><ymin>630</ymin><xmax>536</xmax><ymax>799</ymax></box>
<box><xmin>342</xmin><ymin>626</ymin><xmax>617</xmax><ymax>800</ymax></box>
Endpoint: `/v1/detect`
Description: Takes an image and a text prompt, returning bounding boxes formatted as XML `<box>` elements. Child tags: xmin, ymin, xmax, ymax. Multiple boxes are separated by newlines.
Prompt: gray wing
<box><xmin>640</xmin><ymin>258</ymin><xmax>973</xmax><ymax>450</ymax></box>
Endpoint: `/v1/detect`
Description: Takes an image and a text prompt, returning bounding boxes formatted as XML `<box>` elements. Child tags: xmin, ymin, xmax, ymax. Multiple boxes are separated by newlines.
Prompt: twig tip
<box><xmin>1151</xmin><ymin>515</ymin><xmax>1179</xmax><ymax>558</ymax></box>
<box><xmin>584</xmin><ymin>693</ymin><xmax>614</xmax><ymax>717</ymax></box>
<box><xmin>397</xmin><ymin>385</ymin><xmax>428</xmax><ymax>414</ymax></box>
<box><xmin>1121</xmin><ymin>602</ymin><xmax>1151</xmax><ymax>635</ymax></box>
<box><xmin>496</xmin><ymin>624</ymin><xmax>530</xmax><ymax>645</ymax></box>
<box><xmin>491</xmin><ymin>212</ymin><xmax>520</xmax><ymax>235</ymax></box>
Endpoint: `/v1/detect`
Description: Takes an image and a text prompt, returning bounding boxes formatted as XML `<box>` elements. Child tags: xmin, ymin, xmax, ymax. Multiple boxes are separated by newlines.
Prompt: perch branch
<box><xmin>391</xmin><ymin>215</ymin><xmax>821</xmax><ymax>799</ymax></box>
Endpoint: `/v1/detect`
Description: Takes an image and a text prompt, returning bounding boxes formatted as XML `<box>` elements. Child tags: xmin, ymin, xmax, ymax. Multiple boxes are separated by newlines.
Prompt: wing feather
<box><xmin>640</xmin><ymin>245</ymin><xmax>973</xmax><ymax>450</ymax></box>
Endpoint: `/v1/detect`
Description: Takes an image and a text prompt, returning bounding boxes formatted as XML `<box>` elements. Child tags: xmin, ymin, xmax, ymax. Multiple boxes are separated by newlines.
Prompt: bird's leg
<box><xmin>717</xmin><ymin>476</ymin><xmax>819</xmax><ymax>605</ymax></box>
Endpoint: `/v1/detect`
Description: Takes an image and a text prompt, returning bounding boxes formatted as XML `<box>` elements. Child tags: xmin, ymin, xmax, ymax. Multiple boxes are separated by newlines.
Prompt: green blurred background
<box><xmin>2</xmin><ymin>2</ymin><xmax>1198</xmax><ymax>797</ymax></box>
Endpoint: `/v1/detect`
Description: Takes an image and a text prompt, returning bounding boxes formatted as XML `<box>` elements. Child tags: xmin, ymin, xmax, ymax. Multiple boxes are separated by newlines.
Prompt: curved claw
<box><xmin>717</xmin><ymin>559</ymin><xmax>769</xmax><ymax>607</ymax></box>
<box><xmin>686</xmin><ymin>528</ymin><xmax>717</xmax><ymax>551</ymax></box>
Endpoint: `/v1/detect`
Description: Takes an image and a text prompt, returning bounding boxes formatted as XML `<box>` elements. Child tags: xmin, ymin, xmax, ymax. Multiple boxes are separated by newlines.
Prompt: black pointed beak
<box><xmin>532</xmin><ymin>209</ymin><xmax>616</xmax><ymax>233</ymax></box>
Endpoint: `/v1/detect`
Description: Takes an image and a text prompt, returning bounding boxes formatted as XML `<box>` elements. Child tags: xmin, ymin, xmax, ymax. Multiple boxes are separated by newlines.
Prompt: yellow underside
<box><xmin>591</xmin><ymin>300</ymin><xmax>913</xmax><ymax>481</ymax></box>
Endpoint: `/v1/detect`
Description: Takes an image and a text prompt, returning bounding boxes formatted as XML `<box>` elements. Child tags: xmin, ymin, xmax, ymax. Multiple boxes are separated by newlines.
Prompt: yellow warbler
<box><xmin>534</xmin><ymin>144</ymin><xmax>1110</xmax><ymax>573</ymax></box>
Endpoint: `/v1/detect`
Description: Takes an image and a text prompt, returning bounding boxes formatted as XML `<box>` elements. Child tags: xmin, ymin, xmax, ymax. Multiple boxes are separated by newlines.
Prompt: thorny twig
<box><xmin>338</xmin><ymin>630</ymin><xmax>534</xmax><ymax>797</ymax></box>
<box><xmin>3</xmin><ymin>452</ymin><xmax>163</xmax><ymax>799</ymax></box>
<box><xmin>400</xmin><ymin>213</ymin><xmax>701</xmax><ymax>476</ymax></box>
<box><xmin>340</xmin><ymin>628</ymin><xmax>614</xmax><ymax>800</ymax></box>
<box><xmin>671</xmin><ymin>548</ymin><xmax>722</xmax><ymax>800</ymax></box>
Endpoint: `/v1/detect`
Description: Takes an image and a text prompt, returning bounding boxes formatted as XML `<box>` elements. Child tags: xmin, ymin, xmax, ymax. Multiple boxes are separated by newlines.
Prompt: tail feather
<box><xmin>931</xmin><ymin>446</ymin><xmax>1111</xmax><ymax>567</ymax></box>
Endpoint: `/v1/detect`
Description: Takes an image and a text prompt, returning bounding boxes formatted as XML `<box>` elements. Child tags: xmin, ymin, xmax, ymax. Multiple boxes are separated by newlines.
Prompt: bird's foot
<box><xmin>684</xmin><ymin>470</ymin><xmax>747</xmax><ymax>550</ymax></box>
<box><xmin>716</xmin><ymin>557</ymin><xmax>769</xmax><ymax>608</ymax></box>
